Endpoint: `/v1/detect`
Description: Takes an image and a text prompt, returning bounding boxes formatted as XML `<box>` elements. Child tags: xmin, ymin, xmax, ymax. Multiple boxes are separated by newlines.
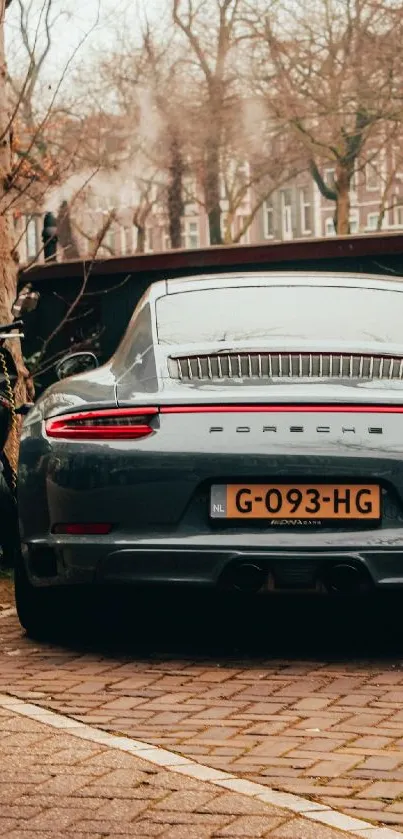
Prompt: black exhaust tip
<box><xmin>325</xmin><ymin>563</ymin><xmax>368</xmax><ymax>595</ymax></box>
<box><xmin>228</xmin><ymin>562</ymin><xmax>266</xmax><ymax>594</ymax></box>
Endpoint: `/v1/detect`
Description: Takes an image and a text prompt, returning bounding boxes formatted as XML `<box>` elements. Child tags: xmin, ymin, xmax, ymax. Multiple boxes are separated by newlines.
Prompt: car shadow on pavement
<box><xmin>56</xmin><ymin>589</ymin><xmax>403</xmax><ymax>662</ymax></box>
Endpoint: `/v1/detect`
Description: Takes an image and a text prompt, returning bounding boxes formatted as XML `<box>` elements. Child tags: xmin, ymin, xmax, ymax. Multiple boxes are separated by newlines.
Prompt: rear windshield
<box><xmin>156</xmin><ymin>284</ymin><xmax>403</xmax><ymax>345</ymax></box>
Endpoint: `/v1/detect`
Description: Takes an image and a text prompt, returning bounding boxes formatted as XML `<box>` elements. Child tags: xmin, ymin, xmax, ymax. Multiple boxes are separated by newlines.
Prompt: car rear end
<box><xmin>18</xmin><ymin>273</ymin><xmax>403</xmax><ymax>597</ymax></box>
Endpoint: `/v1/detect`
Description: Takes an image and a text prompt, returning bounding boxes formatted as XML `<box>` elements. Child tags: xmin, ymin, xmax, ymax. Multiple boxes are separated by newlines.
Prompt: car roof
<box><xmin>155</xmin><ymin>270</ymin><xmax>403</xmax><ymax>297</ymax></box>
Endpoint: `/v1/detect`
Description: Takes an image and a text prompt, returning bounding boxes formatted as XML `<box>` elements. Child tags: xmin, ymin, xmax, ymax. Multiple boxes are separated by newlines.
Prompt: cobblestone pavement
<box><xmin>0</xmin><ymin>699</ymin><xmax>382</xmax><ymax>839</ymax></box>
<box><xmin>2</xmin><ymin>592</ymin><xmax>403</xmax><ymax>834</ymax></box>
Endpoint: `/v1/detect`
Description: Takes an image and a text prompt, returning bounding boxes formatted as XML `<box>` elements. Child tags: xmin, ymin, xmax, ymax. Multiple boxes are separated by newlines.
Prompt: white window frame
<box><xmin>299</xmin><ymin>187</ymin><xmax>312</xmax><ymax>234</ymax></box>
<box><xmin>366</xmin><ymin>212</ymin><xmax>380</xmax><ymax>231</ymax></box>
<box><xmin>144</xmin><ymin>227</ymin><xmax>154</xmax><ymax>253</ymax></box>
<box><xmin>162</xmin><ymin>227</ymin><xmax>171</xmax><ymax>250</ymax></box>
<box><xmin>324</xmin><ymin>217</ymin><xmax>336</xmax><ymax>236</ymax></box>
<box><xmin>389</xmin><ymin>196</ymin><xmax>403</xmax><ymax>228</ymax></box>
<box><xmin>132</xmin><ymin>225</ymin><xmax>139</xmax><ymax>251</ymax></box>
<box><xmin>365</xmin><ymin>160</ymin><xmax>380</xmax><ymax>191</ymax></box>
<box><xmin>393</xmin><ymin>203</ymin><xmax>403</xmax><ymax>228</ymax></box>
<box><xmin>183</xmin><ymin>176</ymin><xmax>198</xmax><ymax>204</ymax></box>
<box><xmin>349</xmin><ymin>211</ymin><xmax>359</xmax><ymax>234</ymax></box>
<box><xmin>281</xmin><ymin>189</ymin><xmax>293</xmax><ymax>240</ymax></box>
<box><xmin>324</xmin><ymin>168</ymin><xmax>336</xmax><ymax>189</ymax></box>
<box><xmin>263</xmin><ymin>200</ymin><xmax>274</xmax><ymax>239</ymax></box>
<box><xmin>182</xmin><ymin>219</ymin><xmax>200</xmax><ymax>249</ymax></box>
<box><xmin>350</xmin><ymin>164</ymin><xmax>358</xmax><ymax>195</ymax></box>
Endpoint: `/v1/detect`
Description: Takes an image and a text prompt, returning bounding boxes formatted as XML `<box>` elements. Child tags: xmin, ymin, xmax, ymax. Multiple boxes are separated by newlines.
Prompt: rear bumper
<box><xmin>22</xmin><ymin>533</ymin><xmax>403</xmax><ymax>591</ymax></box>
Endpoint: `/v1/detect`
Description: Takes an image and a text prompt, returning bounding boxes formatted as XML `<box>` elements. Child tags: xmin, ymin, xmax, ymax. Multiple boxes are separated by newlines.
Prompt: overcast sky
<box><xmin>6</xmin><ymin>0</ymin><xmax>163</xmax><ymax>79</ymax></box>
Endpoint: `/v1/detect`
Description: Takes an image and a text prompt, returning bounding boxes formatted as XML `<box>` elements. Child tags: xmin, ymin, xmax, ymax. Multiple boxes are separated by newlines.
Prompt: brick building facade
<box><xmin>14</xmin><ymin>153</ymin><xmax>403</xmax><ymax>265</ymax></box>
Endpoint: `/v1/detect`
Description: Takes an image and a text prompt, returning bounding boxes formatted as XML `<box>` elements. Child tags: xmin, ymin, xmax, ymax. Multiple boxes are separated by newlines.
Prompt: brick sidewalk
<box><xmin>0</xmin><ymin>702</ymin><xmax>374</xmax><ymax>839</ymax></box>
<box><xmin>2</xmin><ymin>597</ymin><xmax>403</xmax><ymax>835</ymax></box>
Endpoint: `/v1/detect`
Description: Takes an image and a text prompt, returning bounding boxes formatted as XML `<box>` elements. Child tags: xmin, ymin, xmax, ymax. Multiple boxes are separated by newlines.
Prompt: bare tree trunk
<box><xmin>0</xmin><ymin>4</ymin><xmax>17</xmax><ymax>325</ymax></box>
<box><xmin>167</xmin><ymin>133</ymin><xmax>184</xmax><ymax>249</ymax></box>
<box><xmin>135</xmin><ymin>226</ymin><xmax>146</xmax><ymax>253</ymax></box>
<box><xmin>0</xmin><ymin>0</ymin><xmax>28</xmax><ymax>470</ymax></box>
<box><xmin>310</xmin><ymin>160</ymin><xmax>353</xmax><ymax>236</ymax></box>
<box><xmin>56</xmin><ymin>201</ymin><xmax>80</xmax><ymax>260</ymax></box>
<box><xmin>335</xmin><ymin>167</ymin><xmax>350</xmax><ymax>235</ymax></box>
<box><xmin>205</xmin><ymin>137</ymin><xmax>222</xmax><ymax>245</ymax></box>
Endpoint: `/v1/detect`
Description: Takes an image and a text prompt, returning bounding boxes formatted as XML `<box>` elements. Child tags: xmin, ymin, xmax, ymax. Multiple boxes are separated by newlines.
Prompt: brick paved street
<box><xmin>0</xmin><ymin>702</ymin><xmax>345</xmax><ymax>838</ymax></box>
<box><xmin>2</xmin><ymin>590</ymin><xmax>403</xmax><ymax>834</ymax></box>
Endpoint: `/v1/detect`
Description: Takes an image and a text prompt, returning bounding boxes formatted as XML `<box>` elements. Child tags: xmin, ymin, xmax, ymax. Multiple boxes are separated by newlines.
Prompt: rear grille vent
<box><xmin>168</xmin><ymin>353</ymin><xmax>403</xmax><ymax>382</ymax></box>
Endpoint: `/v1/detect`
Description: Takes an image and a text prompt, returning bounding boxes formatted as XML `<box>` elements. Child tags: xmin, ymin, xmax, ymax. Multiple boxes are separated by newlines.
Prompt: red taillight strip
<box><xmin>46</xmin><ymin>407</ymin><xmax>158</xmax><ymax>440</ymax></box>
<box><xmin>160</xmin><ymin>405</ymin><xmax>403</xmax><ymax>414</ymax></box>
<box><xmin>53</xmin><ymin>523</ymin><xmax>112</xmax><ymax>535</ymax></box>
<box><xmin>51</xmin><ymin>408</ymin><xmax>158</xmax><ymax>421</ymax></box>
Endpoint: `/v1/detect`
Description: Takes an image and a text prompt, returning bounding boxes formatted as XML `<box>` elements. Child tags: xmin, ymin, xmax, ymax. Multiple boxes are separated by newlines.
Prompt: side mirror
<box><xmin>12</xmin><ymin>284</ymin><xmax>40</xmax><ymax>317</ymax></box>
<box><xmin>55</xmin><ymin>351</ymin><xmax>99</xmax><ymax>380</ymax></box>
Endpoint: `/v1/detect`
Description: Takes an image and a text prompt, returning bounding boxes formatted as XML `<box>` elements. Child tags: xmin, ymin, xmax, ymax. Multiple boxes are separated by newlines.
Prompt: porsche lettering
<box><xmin>209</xmin><ymin>425</ymin><xmax>383</xmax><ymax>434</ymax></box>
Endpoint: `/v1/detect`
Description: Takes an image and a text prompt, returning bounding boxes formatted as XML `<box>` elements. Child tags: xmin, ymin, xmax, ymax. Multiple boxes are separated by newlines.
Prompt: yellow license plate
<box><xmin>210</xmin><ymin>484</ymin><xmax>381</xmax><ymax>520</ymax></box>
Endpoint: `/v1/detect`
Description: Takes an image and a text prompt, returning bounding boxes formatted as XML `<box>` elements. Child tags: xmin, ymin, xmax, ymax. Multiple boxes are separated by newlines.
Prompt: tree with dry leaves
<box><xmin>0</xmin><ymin>0</ymin><xmax>29</xmax><ymax>400</ymax></box>
<box><xmin>217</xmin><ymin>103</ymin><xmax>304</xmax><ymax>243</ymax></box>
<box><xmin>67</xmin><ymin>5</ymin><xmax>304</xmax><ymax>251</ymax></box>
<box><xmin>0</xmin><ymin>0</ymin><xmax>101</xmax><ymax>434</ymax></box>
<box><xmin>248</xmin><ymin>0</ymin><xmax>403</xmax><ymax>234</ymax></box>
<box><xmin>173</xmin><ymin>0</ymin><xmax>247</xmax><ymax>245</ymax></box>
<box><xmin>141</xmin><ymin>26</ymin><xmax>187</xmax><ymax>249</ymax></box>
<box><xmin>88</xmin><ymin>22</ymin><xmax>190</xmax><ymax>252</ymax></box>
<box><xmin>374</xmin><ymin>126</ymin><xmax>403</xmax><ymax>230</ymax></box>
<box><xmin>5</xmin><ymin>0</ymin><xmax>103</xmax><ymax>269</ymax></box>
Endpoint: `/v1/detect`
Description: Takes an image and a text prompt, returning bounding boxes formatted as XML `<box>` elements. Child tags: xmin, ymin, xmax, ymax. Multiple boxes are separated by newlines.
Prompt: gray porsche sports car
<box><xmin>15</xmin><ymin>271</ymin><xmax>403</xmax><ymax>636</ymax></box>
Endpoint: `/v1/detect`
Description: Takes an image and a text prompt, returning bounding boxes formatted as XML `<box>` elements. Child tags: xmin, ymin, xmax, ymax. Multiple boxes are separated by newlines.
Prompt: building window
<box><xmin>367</xmin><ymin>212</ymin><xmax>379</xmax><ymax>230</ymax></box>
<box><xmin>182</xmin><ymin>220</ymin><xmax>199</xmax><ymax>249</ymax></box>
<box><xmin>184</xmin><ymin>176</ymin><xmax>198</xmax><ymax>203</ymax></box>
<box><xmin>25</xmin><ymin>216</ymin><xmax>38</xmax><ymax>259</ymax></box>
<box><xmin>394</xmin><ymin>205</ymin><xmax>403</xmax><ymax>227</ymax></box>
<box><xmin>132</xmin><ymin>225</ymin><xmax>139</xmax><ymax>251</ymax></box>
<box><xmin>350</xmin><ymin>165</ymin><xmax>358</xmax><ymax>194</ymax></box>
<box><xmin>324</xmin><ymin>168</ymin><xmax>336</xmax><ymax>188</ymax></box>
<box><xmin>263</xmin><ymin>201</ymin><xmax>274</xmax><ymax>238</ymax></box>
<box><xmin>183</xmin><ymin>177</ymin><xmax>198</xmax><ymax>214</ymax></box>
<box><xmin>145</xmin><ymin>227</ymin><xmax>154</xmax><ymax>252</ymax></box>
<box><xmin>365</xmin><ymin>160</ymin><xmax>380</xmax><ymax>191</ymax></box>
<box><xmin>105</xmin><ymin>226</ymin><xmax>115</xmax><ymax>254</ymax></box>
<box><xmin>189</xmin><ymin>221</ymin><xmax>199</xmax><ymax>248</ymax></box>
<box><xmin>325</xmin><ymin>217</ymin><xmax>336</xmax><ymax>236</ymax></box>
<box><xmin>349</xmin><ymin>212</ymin><xmax>359</xmax><ymax>234</ymax></box>
<box><xmin>162</xmin><ymin>227</ymin><xmax>171</xmax><ymax>250</ymax></box>
<box><xmin>299</xmin><ymin>187</ymin><xmax>312</xmax><ymax>234</ymax></box>
<box><xmin>391</xmin><ymin>197</ymin><xmax>403</xmax><ymax>228</ymax></box>
<box><xmin>281</xmin><ymin>189</ymin><xmax>293</xmax><ymax>239</ymax></box>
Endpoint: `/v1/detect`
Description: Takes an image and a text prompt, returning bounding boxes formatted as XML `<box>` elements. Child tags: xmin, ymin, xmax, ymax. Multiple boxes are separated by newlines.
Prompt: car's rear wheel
<box><xmin>14</xmin><ymin>554</ymin><xmax>68</xmax><ymax>640</ymax></box>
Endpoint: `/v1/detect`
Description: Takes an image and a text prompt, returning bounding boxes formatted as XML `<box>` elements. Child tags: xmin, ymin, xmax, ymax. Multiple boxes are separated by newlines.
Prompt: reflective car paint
<box><xmin>18</xmin><ymin>272</ymin><xmax>403</xmax><ymax>595</ymax></box>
